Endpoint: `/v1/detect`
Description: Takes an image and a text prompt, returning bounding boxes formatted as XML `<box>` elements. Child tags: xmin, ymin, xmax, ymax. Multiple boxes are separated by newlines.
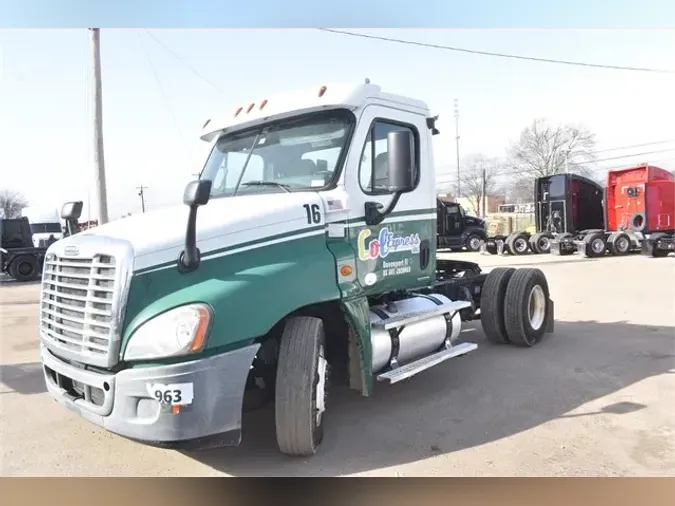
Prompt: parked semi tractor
<box><xmin>483</xmin><ymin>173</ymin><xmax>605</xmax><ymax>256</ymax></box>
<box><xmin>436</xmin><ymin>199</ymin><xmax>488</xmax><ymax>252</ymax></box>
<box><xmin>551</xmin><ymin>164</ymin><xmax>675</xmax><ymax>258</ymax></box>
<box><xmin>1</xmin><ymin>202</ymin><xmax>83</xmax><ymax>281</ymax></box>
<box><xmin>38</xmin><ymin>82</ymin><xmax>555</xmax><ymax>457</ymax></box>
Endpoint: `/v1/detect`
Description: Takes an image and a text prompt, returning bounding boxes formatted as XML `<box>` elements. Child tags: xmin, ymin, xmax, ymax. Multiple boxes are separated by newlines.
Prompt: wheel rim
<box><xmin>538</xmin><ymin>237</ymin><xmax>550</xmax><ymax>251</ymax></box>
<box><xmin>18</xmin><ymin>262</ymin><xmax>32</xmax><ymax>276</ymax></box>
<box><xmin>515</xmin><ymin>238</ymin><xmax>527</xmax><ymax>253</ymax></box>
<box><xmin>617</xmin><ymin>237</ymin><xmax>629</xmax><ymax>252</ymax></box>
<box><xmin>528</xmin><ymin>285</ymin><xmax>546</xmax><ymax>331</ymax></box>
<box><xmin>469</xmin><ymin>237</ymin><xmax>480</xmax><ymax>250</ymax></box>
<box><xmin>315</xmin><ymin>345</ymin><xmax>328</xmax><ymax>426</ymax></box>
<box><xmin>591</xmin><ymin>239</ymin><xmax>605</xmax><ymax>254</ymax></box>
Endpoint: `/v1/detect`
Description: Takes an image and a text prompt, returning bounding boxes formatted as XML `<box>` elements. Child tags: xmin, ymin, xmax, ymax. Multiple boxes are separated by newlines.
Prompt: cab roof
<box><xmin>199</xmin><ymin>82</ymin><xmax>430</xmax><ymax>142</ymax></box>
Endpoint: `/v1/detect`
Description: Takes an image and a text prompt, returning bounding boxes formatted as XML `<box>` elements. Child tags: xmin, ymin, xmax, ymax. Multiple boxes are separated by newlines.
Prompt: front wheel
<box><xmin>465</xmin><ymin>233</ymin><xmax>483</xmax><ymax>252</ymax></box>
<box><xmin>275</xmin><ymin>316</ymin><xmax>330</xmax><ymax>456</ymax></box>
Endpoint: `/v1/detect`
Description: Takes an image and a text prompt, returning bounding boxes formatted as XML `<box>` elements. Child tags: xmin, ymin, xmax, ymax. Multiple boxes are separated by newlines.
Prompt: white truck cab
<box><xmin>38</xmin><ymin>82</ymin><xmax>554</xmax><ymax>456</ymax></box>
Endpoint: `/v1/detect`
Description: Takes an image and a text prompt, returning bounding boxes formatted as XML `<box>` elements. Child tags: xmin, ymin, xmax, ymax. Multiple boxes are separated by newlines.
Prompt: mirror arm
<box><xmin>178</xmin><ymin>205</ymin><xmax>201</xmax><ymax>273</ymax></box>
<box><xmin>365</xmin><ymin>192</ymin><xmax>402</xmax><ymax>226</ymax></box>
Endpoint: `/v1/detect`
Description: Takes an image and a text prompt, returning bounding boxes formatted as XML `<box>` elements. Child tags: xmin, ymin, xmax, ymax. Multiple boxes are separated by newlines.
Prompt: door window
<box><xmin>358</xmin><ymin>120</ymin><xmax>419</xmax><ymax>195</ymax></box>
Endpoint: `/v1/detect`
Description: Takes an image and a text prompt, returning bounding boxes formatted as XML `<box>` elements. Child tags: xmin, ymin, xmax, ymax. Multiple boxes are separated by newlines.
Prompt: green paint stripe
<box><xmin>135</xmin><ymin>225</ymin><xmax>325</xmax><ymax>275</ymax></box>
<box><xmin>134</xmin><ymin>208</ymin><xmax>436</xmax><ymax>275</ymax></box>
<box><xmin>334</xmin><ymin>207</ymin><xmax>437</xmax><ymax>225</ymax></box>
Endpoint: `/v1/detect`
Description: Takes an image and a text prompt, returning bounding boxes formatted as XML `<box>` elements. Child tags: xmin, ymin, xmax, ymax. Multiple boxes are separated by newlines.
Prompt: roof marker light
<box><xmin>259</xmin><ymin>99</ymin><xmax>268</xmax><ymax>110</ymax></box>
<box><xmin>247</xmin><ymin>103</ymin><xmax>255</xmax><ymax>113</ymax></box>
<box><xmin>318</xmin><ymin>86</ymin><xmax>327</xmax><ymax>98</ymax></box>
<box><xmin>235</xmin><ymin>106</ymin><xmax>243</xmax><ymax>117</ymax></box>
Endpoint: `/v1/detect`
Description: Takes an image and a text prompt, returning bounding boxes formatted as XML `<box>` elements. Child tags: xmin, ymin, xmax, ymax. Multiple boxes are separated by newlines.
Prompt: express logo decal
<box><xmin>357</xmin><ymin>227</ymin><xmax>421</xmax><ymax>261</ymax></box>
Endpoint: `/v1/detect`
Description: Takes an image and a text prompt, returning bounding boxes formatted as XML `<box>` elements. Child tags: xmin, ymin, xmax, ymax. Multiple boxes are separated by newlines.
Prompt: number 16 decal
<box><xmin>303</xmin><ymin>204</ymin><xmax>321</xmax><ymax>224</ymax></box>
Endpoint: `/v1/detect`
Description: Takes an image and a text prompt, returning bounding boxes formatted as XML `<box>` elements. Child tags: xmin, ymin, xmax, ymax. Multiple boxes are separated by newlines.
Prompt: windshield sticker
<box><xmin>358</xmin><ymin>227</ymin><xmax>421</xmax><ymax>261</ymax></box>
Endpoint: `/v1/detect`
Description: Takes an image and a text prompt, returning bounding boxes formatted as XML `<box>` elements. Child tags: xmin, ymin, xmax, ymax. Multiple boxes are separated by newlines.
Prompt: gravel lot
<box><xmin>1</xmin><ymin>252</ymin><xmax>674</xmax><ymax>476</ymax></box>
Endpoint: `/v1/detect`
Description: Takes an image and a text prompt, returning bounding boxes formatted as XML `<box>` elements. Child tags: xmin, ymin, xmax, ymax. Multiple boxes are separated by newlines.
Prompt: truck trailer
<box><xmin>38</xmin><ymin>82</ymin><xmax>556</xmax><ymax>457</ymax></box>
<box><xmin>551</xmin><ymin>164</ymin><xmax>675</xmax><ymax>258</ymax></box>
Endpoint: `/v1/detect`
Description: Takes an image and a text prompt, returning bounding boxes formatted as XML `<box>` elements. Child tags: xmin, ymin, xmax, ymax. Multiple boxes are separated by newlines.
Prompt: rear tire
<box><xmin>531</xmin><ymin>232</ymin><xmax>553</xmax><ymax>254</ymax></box>
<box><xmin>607</xmin><ymin>232</ymin><xmax>631</xmax><ymax>256</ymax></box>
<box><xmin>8</xmin><ymin>255</ymin><xmax>40</xmax><ymax>282</ymax></box>
<box><xmin>506</xmin><ymin>232</ymin><xmax>529</xmax><ymax>256</ymax></box>
<box><xmin>275</xmin><ymin>316</ymin><xmax>330</xmax><ymax>457</ymax></box>
<box><xmin>582</xmin><ymin>232</ymin><xmax>607</xmax><ymax>258</ymax></box>
<box><xmin>479</xmin><ymin>267</ymin><xmax>516</xmax><ymax>345</ymax></box>
<box><xmin>504</xmin><ymin>268</ymin><xmax>550</xmax><ymax>347</ymax></box>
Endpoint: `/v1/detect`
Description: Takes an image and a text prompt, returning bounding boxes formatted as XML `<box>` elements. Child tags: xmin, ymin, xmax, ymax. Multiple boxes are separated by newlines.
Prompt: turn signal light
<box><xmin>318</xmin><ymin>85</ymin><xmax>327</xmax><ymax>97</ymax></box>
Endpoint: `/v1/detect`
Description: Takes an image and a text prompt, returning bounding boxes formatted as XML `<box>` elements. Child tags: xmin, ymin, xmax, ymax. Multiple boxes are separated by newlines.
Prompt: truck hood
<box><xmin>74</xmin><ymin>191</ymin><xmax>326</xmax><ymax>272</ymax></box>
<box><xmin>464</xmin><ymin>215</ymin><xmax>486</xmax><ymax>228</ymax></box>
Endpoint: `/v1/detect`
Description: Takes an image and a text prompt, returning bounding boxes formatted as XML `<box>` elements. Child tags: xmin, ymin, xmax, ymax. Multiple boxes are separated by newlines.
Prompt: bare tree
<box><xmin>459</xmin><ymin>154</ymin><xmax>500</xmax><ymax>217</ymax></box>
<box><xmin>503</xmin><ymin>118</ymin><xmax>597</xmax><ymax>203</ymax></box>
<box><xmin>0</xmin><ymin>189</ymin><xmax>29</xmax><ymax>218</ymax></box>
<box><xmin>509</xmin><ymin>118</ymin><xmax>597</xmax><ymax>177</ymax></box>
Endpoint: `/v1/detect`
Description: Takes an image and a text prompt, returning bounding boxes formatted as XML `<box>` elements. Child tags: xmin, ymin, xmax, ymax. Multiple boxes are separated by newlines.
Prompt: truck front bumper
<box><xmin>40</xmin><ymin>343</ymin><xmax>260</xmax><ymax>449</ymax></box>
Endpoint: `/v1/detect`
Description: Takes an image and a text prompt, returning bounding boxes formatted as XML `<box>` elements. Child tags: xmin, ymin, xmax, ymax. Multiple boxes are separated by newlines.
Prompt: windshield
<box><xmin>30</xmin><ymin>223</ymin><xmax>62</xmax><ymax>234</ymax></box>
<box><xmin>201</xmin><ymin>110</ymin><xmax>354</xmax><ymax>198</ymax></box>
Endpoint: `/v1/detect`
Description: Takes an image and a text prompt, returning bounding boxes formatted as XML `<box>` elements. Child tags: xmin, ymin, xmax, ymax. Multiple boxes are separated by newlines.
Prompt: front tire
<box><xmin>275</xmin><ymin>316</ymin><xmax>330</xmax><ymax>457</ymax></box>
<box><xmin>465</xmin><ymin>233</ymin><xmax>483</xmax><ymax>252</ymax></box>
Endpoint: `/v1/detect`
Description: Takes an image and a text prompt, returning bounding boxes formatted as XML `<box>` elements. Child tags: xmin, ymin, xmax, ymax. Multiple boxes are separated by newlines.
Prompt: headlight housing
<box><xmin>123</xmin><ymin>303</ymin><xmax>212</xmax><ymax>361</ymax></box>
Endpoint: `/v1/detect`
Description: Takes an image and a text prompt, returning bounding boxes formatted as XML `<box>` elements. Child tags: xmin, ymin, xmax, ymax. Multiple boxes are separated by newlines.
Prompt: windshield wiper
<box><xmin>239</xmin><ymin>181</ymin><xmax>292</xmax><ymax>193</ymax></box>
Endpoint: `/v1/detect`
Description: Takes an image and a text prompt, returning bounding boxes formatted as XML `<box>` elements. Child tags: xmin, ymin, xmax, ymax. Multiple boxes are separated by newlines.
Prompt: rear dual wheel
<box><xmin>480</xmin><ymin>267</ymin><xmax>551</xmax><ymax>347</ymax></box>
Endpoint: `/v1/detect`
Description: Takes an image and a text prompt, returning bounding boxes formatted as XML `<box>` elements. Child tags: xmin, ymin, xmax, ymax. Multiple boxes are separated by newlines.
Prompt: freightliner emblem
<box><xmin>64</xmin><ymin>245</ymin><xmax>80</xmax><ymax>256</ymax></box>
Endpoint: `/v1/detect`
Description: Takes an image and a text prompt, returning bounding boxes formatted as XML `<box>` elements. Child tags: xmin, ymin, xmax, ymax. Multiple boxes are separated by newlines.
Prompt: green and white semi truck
<box><xmin>39</xmin><ymin>82</ymin><xmax>555</xmax><ymax>456</ymax></box>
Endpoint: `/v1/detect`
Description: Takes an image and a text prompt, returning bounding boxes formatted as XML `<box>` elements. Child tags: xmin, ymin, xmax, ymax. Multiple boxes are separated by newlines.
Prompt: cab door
<box><xmin>342</xmin><ymin>104</ymin><xmax>436</xmax><ymax>295</ymax></box>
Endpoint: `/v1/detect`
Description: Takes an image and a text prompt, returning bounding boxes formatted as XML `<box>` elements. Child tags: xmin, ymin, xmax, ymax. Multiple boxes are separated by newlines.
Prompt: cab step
<box><xmin>371</xmin><ymin>300</ymin><xmax>472</xmax><ymax>331</ymax></box>
<box><xmin>376</xmin><ymin>342</ymin><xmax>478</xmax><ymax>384</ymax></box>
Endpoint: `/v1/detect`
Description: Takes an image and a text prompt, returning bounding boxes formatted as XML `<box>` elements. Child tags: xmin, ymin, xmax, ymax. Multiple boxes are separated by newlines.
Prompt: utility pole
<box><xmin>89</xmin><ymin>28</ymin><xmax>109</xmax><ymax>224</ymax></box>
<box><xmin>481</xmin><ymin>164</ymin><xmax>487</xmax><ymax>218</ymax></box>
<box><xmin>454</xmin><ymin>99</ymin><xmax>461</xmax><ymax>199</ymax></box>
<box><xmin>137</xmin><ymin>185</ymin><xmax>148</xmax><ymax>213</ymax></box>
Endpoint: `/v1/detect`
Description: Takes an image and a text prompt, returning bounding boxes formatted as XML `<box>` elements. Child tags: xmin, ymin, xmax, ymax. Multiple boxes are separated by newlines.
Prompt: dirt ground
<box><xmin>1</xmin><ymin>251</ymin><xmax>674</xmax><ymax>476</ymax></box>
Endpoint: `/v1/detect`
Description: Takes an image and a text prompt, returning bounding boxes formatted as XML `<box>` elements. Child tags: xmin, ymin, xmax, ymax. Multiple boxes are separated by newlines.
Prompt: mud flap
<box><xmin>546</xmin><ymin>298</ymin><xmax>555</xmax><ymax>333</ymax></box>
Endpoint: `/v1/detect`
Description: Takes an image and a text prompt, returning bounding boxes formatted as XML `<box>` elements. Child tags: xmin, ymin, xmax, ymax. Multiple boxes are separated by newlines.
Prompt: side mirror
<box><xmin>386</xmin><ymin>130</ymin><xmax>415</xmax><ymax>193</ymax></box>
<box><xmin>61</xmin><ymin>201</ymin><xmax>83</xmax><ymax>220</ymax></box>
<box><xmin>183</xmin><ymin>179</ymin><xmax>212</xmax><ymax>207</ymax></box>
<box><xmin>178</xmin><ymin>179</ymin><xmax>212</xmax><ymax>273</ymax></box>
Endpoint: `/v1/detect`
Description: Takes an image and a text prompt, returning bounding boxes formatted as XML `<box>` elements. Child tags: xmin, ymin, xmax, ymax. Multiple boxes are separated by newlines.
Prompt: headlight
<box><xmin>123</xmin><ymin>303</ymin><xmax>212</xmax><ymax>361</ymax></box>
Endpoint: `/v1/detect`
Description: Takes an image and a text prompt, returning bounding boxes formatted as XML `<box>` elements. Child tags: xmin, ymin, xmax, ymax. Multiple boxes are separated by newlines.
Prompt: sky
<box><xmin>1</xmin><ymin>14</ymin><xmax>674</xmax><ymax>220</ymax></box>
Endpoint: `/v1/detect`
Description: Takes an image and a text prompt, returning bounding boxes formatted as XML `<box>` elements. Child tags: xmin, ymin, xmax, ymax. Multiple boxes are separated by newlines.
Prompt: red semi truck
<box><xmin>551</xmin><ymin>164</ymin><xmax>675</xmax><ymax>258</ymax></box>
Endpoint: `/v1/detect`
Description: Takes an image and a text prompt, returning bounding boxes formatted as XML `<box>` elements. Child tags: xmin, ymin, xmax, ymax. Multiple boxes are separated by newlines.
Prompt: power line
<box><xmin>143</xmin><ymin>30</ymin><xmax>226</xmax><ymax>95</ymax></box>
<box><xmin>592</xmin><ymin>139</ymin><xmax>675</xmax><ymax>154</ymax></box>
<box><xmin>317</xmin><ymin>29</ymin><xmax>675</xmax><ymax>75</ymax></box>
<box><xmin>137</xmin><ymin>31</ymin><xmax>192</xmax><ymax>164</ymax></box>
<box><xmin>436</xmin><ymin>147</ymin><xmax>675</xmax><ymax>181</ymax></box>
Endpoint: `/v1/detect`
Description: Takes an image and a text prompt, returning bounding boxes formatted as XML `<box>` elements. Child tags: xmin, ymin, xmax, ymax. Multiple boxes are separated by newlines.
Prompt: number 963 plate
<box><xmin>146</xmin><ymin>382</ymin><xmax>194</xmax><ymax>406</ymax></box>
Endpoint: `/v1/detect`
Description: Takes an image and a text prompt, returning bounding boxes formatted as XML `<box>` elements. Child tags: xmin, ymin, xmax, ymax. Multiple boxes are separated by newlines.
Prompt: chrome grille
<box><xmin>40</xmin><ymin>249</ymin><xmax>124</xmax><ymax>368</ymax></box>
